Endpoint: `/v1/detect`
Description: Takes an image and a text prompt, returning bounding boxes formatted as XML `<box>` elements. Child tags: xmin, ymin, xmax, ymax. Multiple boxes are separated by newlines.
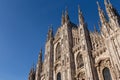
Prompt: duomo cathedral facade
<box><xmin>28</xmin><ymin>0</ymin><xmax>120</xmax><ymax>80</ymax></box>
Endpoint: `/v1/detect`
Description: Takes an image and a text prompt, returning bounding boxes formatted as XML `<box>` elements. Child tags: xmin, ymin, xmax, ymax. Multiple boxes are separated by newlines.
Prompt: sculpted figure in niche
<box><xmin>76</xmin><ymin>53</ymin><xmax>84</xmax><ymax>69</ymax></box>
<box><xmin>56</xmin><ymin>43</ymin><xmax>61</xmax><ymax>61</ymax></box>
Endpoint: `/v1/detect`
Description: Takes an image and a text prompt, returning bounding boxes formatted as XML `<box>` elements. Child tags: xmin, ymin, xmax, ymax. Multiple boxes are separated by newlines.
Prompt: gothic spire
<box><xmin>35</xmin><ymin>48</ymin><xmax>42</xmax><ymax>80</ymax></box>
<box><xmin>65</xmin><ymin>7</ymin><xmax>70</xmax><ymax>23</ymax></box>
<box><xmin>97</xmin><ymin>1</ymin><xmax>108</xmax><ymax>25</ymax></box>
<box><xmin>78</xmin><ymin>5</ymin><xmax>85</xmax><ymax>25</ymax></box>
<box><xmin>61</xmin><ymin>11</ymin><xmax>65</xmax><ymax>25</ymax></box>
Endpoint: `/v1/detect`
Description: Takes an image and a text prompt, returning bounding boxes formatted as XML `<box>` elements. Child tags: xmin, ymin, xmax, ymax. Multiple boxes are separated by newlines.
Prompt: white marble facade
<box><xmin>28</xmin><ymin>0</ymin><xmax>120</xmax><ymax>80</ymax></box>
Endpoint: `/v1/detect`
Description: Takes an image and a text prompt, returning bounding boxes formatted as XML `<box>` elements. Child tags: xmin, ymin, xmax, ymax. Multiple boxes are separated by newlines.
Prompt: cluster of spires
<box><xmin>29</xmin><ymin>0</ymin><xmax>120</xmax><ymax>69</ymax></box>
<box><xmin>45</xmin><ymin>0</ymin><xmax>120</xmax><ymax>64</ymax></box>
<box><xmin>97</xmin><ymin>0</ymin><xmax>120</xmax><ymax>30</ymax></box>
<box><xmin>61</xmin><ymin>6</ymin><xmax>85</xmax><ymax>25</ymax></box>
<box><xmin>48</xmin><ymin>0</ymin><xmax>119</xmax><ymax>38</ymax></box>
<box><xmin>47</xmin><ymin>5</ymin><xmax>85</xmax><ymax>41</ymax></box>
<box><xmin>28</xmin><ymin>0</ymin><xmax>120</xmax><ymax>79</ymax></box>
<box><xmin>48</xmin><ymin>0</ymin><xmax>120</xmax><ymax>39</ymax></box>
<box><xmin>97</xmin><ymin>0</ymin><xmax>120</xmax><ymax>35</ymax></box>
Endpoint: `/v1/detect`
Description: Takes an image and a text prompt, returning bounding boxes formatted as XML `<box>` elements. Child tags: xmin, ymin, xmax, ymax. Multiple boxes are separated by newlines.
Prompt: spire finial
<box><xmin>61</xmin><ymin>11</ymin><xmax>65</xmax><ymax>25</ymax></box>
<box><xmin>65</xmin><ymin>7</ymin><xmax>70</xmax><ymax>23</ymax></box>
<box><xmin>65</xmin><ymin>6</ymin><xmax>68</xmax><ymax>15</ymax></box>
<box><xmin>47</xmin><ymin>25</ymin><xmax>53</xmax><ymax>41</ymax></box>
<box><xmin>78</xmin><ymin>5</ymin><xmax>81</xmax><ymax>14</ymax></box>
<box><xmin>78</xmin><ymin>5</ymin><xmax>84</xmax><ymax>25</ymax></box>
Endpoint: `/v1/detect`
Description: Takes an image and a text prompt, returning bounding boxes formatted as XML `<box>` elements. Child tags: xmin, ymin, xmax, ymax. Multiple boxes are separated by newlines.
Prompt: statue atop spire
<box><xmin>65</xmin><ymin>7</ymin><xmax>70</xmax><ymax>23</ymax></box>
<box><xmin>78</xmin><ymin>5</ymin><xmax>85</xmax><ymax>25</ymax></box>
<box><xmin>61</xmin><ymin>11</ymin><xmax>65</xmax><ymax>25</ymax></box>
<box><xmin>47</xmin><ymin>25</ymin><xmax>53</xmax><ymax>41</ymax></box>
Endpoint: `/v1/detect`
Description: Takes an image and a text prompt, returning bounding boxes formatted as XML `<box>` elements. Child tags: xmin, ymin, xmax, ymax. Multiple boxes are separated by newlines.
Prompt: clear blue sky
<box><xmin>0</xmin><ymin>0</ymin><xmax>119</xmax><ymax>80</ymax></box>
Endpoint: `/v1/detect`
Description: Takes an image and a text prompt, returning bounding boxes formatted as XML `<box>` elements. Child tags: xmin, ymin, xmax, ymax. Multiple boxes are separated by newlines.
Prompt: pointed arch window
<box><xmin>57</xmin><ymin>72</ymin><xmax>61</xmax><ymax>80</ymax></box>
<box><xmin>76</xmin><ymin>53</ymin><xmax>84</xmax><ymax>68</ymax></box>
<box><xmin>56</xmin><ymin>43</ymin><xmax>61</xmax><ymax>61</ymax></box>
<box><xmin>103</xmin><ymin>67</ymin><xmax>112</xmax><ymax>80</ymax></box>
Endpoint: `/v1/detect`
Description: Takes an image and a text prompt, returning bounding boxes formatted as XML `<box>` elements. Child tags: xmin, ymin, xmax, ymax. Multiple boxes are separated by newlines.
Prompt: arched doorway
<box><xmin>103</xmin><ymin>67</ymin><xmax>112</xmax><ymax>80</ymax></box>
<box><xmin>57</xmin><ymin>72</ymin><xmax>61</xmax><ymax>80</ymax></box>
